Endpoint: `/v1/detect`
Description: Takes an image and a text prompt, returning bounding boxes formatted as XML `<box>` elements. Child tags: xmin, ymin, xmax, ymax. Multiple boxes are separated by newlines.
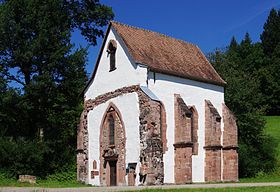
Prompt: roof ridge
<box><xmin>110</xmin><ymin>20</ymin><xmax>197</xmax><ymax>48</ymax></box>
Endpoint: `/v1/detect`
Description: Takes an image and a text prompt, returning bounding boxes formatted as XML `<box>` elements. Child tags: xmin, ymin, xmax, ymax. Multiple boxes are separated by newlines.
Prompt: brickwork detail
<box><xmin>77</xmin><ymin>110</ymin><xmax>88</xmax><ymax>183</ymax></box>
<box><xmin>223</xmin><ymin>149</ymin><xmax>238</xmax><ymax>181</ymax></box>
<box><xmin>204</xmin><ymin>100</ymin><xmax>222</xmax><ymax>182</ymax></box>
<box><xmin>222</xmin><ymin>104</ymin><xmax>238</xmax><ymax>147</ymax></box>
<box><xmin>85</xmin><ymin>85</ymin><xmax>139</xmax><ymax>111</ymax></box>
<box><xmin>160</xmin><ymin>102</ymin><xmax>168</xmax><ymax>153</ymax></box>
<box><xmin>138</xmin><ymin>90</ymin><xmax>164</xmax><ymax>185</ymax></box>
<box><xmin>174</xmin><ymin>147</ymin><xmax>192</xmax><ymax>184</ymax></box>
<box><xmin>77</xmin><ymin>85</ymin><xmax>139</xmax><ymax>183</ymax></box>
<box><xmin>174</xmin><ymin>94</ymin><xmax>193</xmax><ymax>184</ymax></box>
<box><xmin>205</xmin><ymin>149</ymin><xmax>221</xmax><ymax>182</ymax></box>
<box><xmin>174</xmin><ymin>95</ymin><xmax>192</xmax><ymax>143</ymax></box>
<box><xmin>77</xmin><ymin>85</ymin><xmax>165</xmax><ymax>185</ymax></box>
<box><xmin>205</xmin><ymin>100</ymin><xmax>221</xmax><ymax>147</ymax></box>
<box><xmin>222</xmin><ymin>104</ymin><xmax>238</xmax><ymax>182</ymax></box>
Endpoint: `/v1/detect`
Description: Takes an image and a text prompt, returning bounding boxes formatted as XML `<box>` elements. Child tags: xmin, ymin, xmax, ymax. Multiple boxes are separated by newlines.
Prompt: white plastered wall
<box><xmin>147</xmin><ymin>72</ymin><xmax>224</xmax><ymax>183</ymax></box>
<box><xmin>84</xmin><ymin>28</ymin><xmax>147</xmax><ymax>100</ymax></box>
<box><xmin>87</xmin><ymin>92</ymin><xmax>141</xmax><ymax>186</ymax></box>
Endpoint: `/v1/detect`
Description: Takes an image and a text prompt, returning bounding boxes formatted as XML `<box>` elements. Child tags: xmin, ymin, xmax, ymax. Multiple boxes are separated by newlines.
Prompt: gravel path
<box><xmin>1</xmin><ymin>182</ymin><xmax>280</xmax><ymax>192</ymax></box>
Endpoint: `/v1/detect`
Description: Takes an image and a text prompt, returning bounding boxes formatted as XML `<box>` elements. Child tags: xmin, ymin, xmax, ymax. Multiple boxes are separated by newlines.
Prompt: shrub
<box><xmin>0</xmin><ymin>137</ymin><xmax>50</xmax><ymax>177</ymax></box>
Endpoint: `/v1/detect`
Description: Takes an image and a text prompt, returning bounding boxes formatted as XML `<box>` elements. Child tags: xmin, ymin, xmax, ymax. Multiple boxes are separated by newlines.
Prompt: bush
<box><xmin>239</xmin><ymin>134</ymin><xmax>278</xmax><ymax>177</ymax></box>
<box><xmin>0</xmin><ymin>137</ymin><xmax>50</xmax><ymax>177</ymax></box>
<box><xmin>46</xmin><ymin>167</ymin><xmax>76</xmax><ymax>182</ymax></box>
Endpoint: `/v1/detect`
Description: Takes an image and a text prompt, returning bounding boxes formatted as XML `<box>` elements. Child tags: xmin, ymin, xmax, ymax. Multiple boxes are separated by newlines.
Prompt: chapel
<box><xmin>77</xmin><ymin>21</ymin><xmax>238</xmax><ymax>186</ymax></box>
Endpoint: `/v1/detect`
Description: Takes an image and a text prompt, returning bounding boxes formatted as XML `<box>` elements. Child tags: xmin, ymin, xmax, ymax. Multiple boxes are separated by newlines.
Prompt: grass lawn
<box><xmin>0</xmin><ymin>179</ymin><xmax>89</xmax><ymax>188</ymax></box>
<box><xmin>129</xmin><ymin>186</ymin><xmax>280</xmax><ymax>192</ymax></box>
<box><xmin>264</xmin><ymin>116</ymin><xmax>280</xmax><ymax>158</ymax></box>
<box><xmin>239</xmin><ymin>116</ymin><xmax>280</xmax><ymax>183</ymax></box>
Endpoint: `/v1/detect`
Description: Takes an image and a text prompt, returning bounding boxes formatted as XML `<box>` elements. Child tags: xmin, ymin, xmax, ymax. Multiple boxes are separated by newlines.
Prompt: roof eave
<box><xmin>149</xmin><ymin>67</ymin><xmax>227</xmax><ymax>87</ymax></box>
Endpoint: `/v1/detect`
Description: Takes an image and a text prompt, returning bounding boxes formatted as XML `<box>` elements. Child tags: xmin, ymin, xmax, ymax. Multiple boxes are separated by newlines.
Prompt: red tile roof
<box><xmin>111</xmin><ymin>21</ymin><xmax>226</xmax><ymax>86</ymax></box>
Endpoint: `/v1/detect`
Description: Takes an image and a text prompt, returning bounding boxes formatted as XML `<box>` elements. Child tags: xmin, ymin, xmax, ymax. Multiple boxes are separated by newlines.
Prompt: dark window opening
<box><xmin>107</xmin><ymin>40</ymin><xmax>117</xmax><ymax>72</ymax></box>
<box><xmin>108</xmin><ymin>114</ymin><xmax>115</xmax><ymax>145</ymax></box>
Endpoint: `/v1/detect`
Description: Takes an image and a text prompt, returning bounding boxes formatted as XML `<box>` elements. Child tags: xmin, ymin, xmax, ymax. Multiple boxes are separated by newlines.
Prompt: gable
<box><xmin>111</xmin><ymin>21</ymin><xmax>226</xmax><ymax>86</ymax></box>
<box><xmin>84</xmin><ymin>26</ymin><xmax>147</xmax><ymax>100</ymax></box>
<box><xmin>84</xmin><ymin>21</ymin><xmax>226</xmax><ymax>99</ymax></box>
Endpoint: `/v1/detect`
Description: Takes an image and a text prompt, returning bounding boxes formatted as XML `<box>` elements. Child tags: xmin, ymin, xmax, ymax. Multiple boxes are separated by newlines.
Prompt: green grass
<box><xmin>130</xmin><ymin>186</ymin><xmax>280</xmax><ymax>192</ymax></box>
<box><xmin>264</xmin><ymin>116</ymin><xmax>280</xmax><ymax>158</ymax></box>
<box><xmin>240</xmin><ymin>116</ymin><xmax>280</xmax><ymax>183</ymax></box>
<box><xmin>1</xmin><ymin>116</ymin><xmax>280</xmax><ymax>188</ymax></box>
<box><xmin>239</xmin><ymin>177</ymin><xmax>280</xmax><ymax>183</ymax></box>
<box><xmin>0</xmin><ymin>170</ymin><xmax>89</xmax><ymax>188</ymax></box>
<box><xmin>0</xmin><ymin>179</ymin><xmax>88</xmax><ymax>188</ymax></box>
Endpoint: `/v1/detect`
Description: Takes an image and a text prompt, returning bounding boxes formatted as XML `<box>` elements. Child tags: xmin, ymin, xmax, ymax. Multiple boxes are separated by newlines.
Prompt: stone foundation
<box><xmin>205</xmin><ymin>148</ymin><xmax>221</xmax><ymax>182</ymax></box>
<box><xmin>174</xmin><ymin>145</ymin><xmax>192</xmax><ymax>184</ymax></box>
<box><xmin>223</xmin><ymin>149</ymin><xmax>238</xmax><ymax>181</ymax></box>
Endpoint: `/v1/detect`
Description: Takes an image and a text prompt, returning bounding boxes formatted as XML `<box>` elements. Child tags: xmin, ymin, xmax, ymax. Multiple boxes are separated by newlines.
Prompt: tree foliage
<box><xmin>260</xmin><ymin>8</ymin><xmax>280</xmax><ymax>115</ymax></box>
<box><xmin>209</xmin><ymin>12</ymin><xmax>280</xmax><ymax>176</ymax></box>
<box><xmin>0</xmin><ymin>0</ymin><xmax>113</xmax><ymax>177</ymax></box>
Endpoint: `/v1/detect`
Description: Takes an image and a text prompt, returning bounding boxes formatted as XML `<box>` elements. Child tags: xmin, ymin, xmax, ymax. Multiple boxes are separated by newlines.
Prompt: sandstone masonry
<box><xmin>77</xmin><ymin>85</ymin><xmax>166</xmax><ymax>185</ymax></box>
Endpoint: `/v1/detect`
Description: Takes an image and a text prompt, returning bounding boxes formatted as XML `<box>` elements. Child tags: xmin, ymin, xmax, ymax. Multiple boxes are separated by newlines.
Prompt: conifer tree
<box><xmin>261</xmin><ymin>8</ymin><xmax>280</xmax><ymax>55</ymax></box>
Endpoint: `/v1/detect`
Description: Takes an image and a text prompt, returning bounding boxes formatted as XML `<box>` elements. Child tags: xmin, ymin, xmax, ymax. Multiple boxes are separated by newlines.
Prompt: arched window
<box><xmin>108</xmin><ymin>114</ymin><xmax>115</xmax><ymax>145</ymax></box>
<box><xmin>107</xmin><ymin>40</ymin><xmax>117</xmax><ymax>72</ymax></box>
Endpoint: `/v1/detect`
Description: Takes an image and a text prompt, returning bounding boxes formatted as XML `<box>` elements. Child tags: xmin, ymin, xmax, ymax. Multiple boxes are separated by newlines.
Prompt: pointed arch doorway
<box><xmin>100</xmin><ymin>103</ymin><xmax>126</xmax><ymax>186</ymax></box>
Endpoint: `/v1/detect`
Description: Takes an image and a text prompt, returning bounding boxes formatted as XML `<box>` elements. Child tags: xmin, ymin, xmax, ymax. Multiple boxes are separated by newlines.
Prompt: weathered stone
<box><xmin>222</xmin><ymin>104</ymin><xmax>238</xmax><ymax>147</ymax></box>
<box><xmin>205</xmin><ymin>100</ymin><xmax>221</xmax><ymax>147</ymax></box>
<box><xmin>138</xmin><ymin>90</ymin><xmax>164</xmax><ymax>185</ymax></box>
<box><xmin>99</xmin><ymin>103</ymin><xmax>126</xmax><ymax>186</ymax></box>
<box><xmin>18</xmin><ymin>175</ymin><xmax>36</xmax><ymax>184</ymax></box>
<box><xmin>223</xmin><ymin>149</ymin><xmax>238</xmax><ymax>181</ymax></box>
<box><xmin>222</xmin><ymin>104</ymin><xmax>238</xmax><ymax>182</ymax></box>
<box><xmin>174</xmin><ymin>94</ymin><xmax>197</xmax><ymax>184</ymax></box>
<box><xmin>204</xmin><ymin>100</ymin><xmax>222</xmax><ymax>182</ymax></box>
<box><xmin>205</xmin><ymin>149</ymin><xmax>221</xmax><ymax>182</ymax></box>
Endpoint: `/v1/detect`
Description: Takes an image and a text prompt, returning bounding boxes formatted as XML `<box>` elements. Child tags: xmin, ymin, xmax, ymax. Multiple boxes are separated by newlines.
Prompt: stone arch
<box><xmin>99</xmin><ymin>102</ymin><xmax>126</xmax><ymax>186</ymax></box>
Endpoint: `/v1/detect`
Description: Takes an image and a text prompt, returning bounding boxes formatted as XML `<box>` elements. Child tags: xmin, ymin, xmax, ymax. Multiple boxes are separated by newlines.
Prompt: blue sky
<box><xmin>71</xmin><ymin>0</ymin><xmax>280</xmax><ymax>76</ymax></box>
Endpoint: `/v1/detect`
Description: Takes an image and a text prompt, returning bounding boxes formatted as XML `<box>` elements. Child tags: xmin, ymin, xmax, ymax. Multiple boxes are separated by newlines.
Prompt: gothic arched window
<box><xmin>108</xmin><ymin>114</ymin><xmax>115</xmax><ymax>145</ymax></box>
<box><xmin>107</xmin><ymin>40</ymin><xmax>117</xmax><ymax>72</ymax></box>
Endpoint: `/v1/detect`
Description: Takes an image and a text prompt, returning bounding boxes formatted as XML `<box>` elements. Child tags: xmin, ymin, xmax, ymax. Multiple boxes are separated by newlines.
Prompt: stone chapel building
<box><xmin>77</xmin><ymin>21</ymin><xmax>238</xmax><ymax>186</ymax></box>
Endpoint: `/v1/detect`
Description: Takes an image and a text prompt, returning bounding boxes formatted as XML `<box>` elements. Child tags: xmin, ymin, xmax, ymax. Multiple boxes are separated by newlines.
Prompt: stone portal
<box><xmin>100</xmin><ymin>103</ymin><xmax>126</xmax><ymax>186</ymax></box>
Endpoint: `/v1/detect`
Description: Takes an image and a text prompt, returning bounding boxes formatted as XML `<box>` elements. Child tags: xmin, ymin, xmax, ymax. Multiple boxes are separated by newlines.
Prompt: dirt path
<box><xmin>1</xmin><ymin>182</ymin><xmax>280</xmax><ymax>192</ymax></box>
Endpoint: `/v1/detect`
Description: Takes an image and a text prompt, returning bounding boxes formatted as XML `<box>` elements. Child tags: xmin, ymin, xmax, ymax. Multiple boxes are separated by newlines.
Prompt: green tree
<box><xmin>260</xmin><ymin>8</ymin><xmax>280</xmax><ymax>56</ymax></box>
<box><xmin>0</xmin><ymin>0</ymin><xmax>113</xmax><ymax>177</ymax></box>
<box><xmin>260</xmin><ymin>8</ymin><xmax>280</xmax><ymax>114</ymax></box>
<box><xmin>209</xmin><ymin>33</ymin><xmax>277</xmax><ymax>177</ymax></box>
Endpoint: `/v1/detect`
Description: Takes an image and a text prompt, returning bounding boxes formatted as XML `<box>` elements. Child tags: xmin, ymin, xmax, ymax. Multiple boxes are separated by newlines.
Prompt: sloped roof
<box><xmin>111</xmin><ymin>21</ymin><xmax>226</xmax><ymax>86</ymax></box>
